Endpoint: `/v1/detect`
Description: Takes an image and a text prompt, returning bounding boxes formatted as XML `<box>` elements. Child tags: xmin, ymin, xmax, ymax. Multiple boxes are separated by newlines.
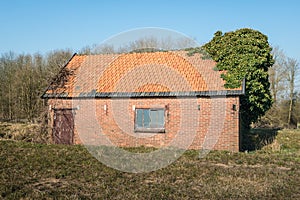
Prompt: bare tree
<box><xmin>285</xmin><ymin>57</ymin><xmax>299</xmax><ymax>127</ymax></box>
<box><xmin>95</xmin><ymin>44</ymin><xmax>115</xmax><ymax>54</ymax></box>
<box><xmin>80</xmin><ymin>44</ymin><xmax>116</xmax><ymax>54</ymax></box>
<box><xmin>257</xmin><ymin>47</ymin><xmax>299</xmax><ymax>128</ymax></box>
<box><xmin>120</xmin><ymin>36</ymin><xmax>197</xmax><ymax>52</ymax></box>
<box><xmin>269</xmin><ymin>47</ymin><xmax>287</xmax><ymax>103</ymax></box>
<box><xmin>0</xmin><ymin>52</ymin><xmax>17</xmax><ymax>120</ymax></box>
<box><xmin>0</xmin><ymin>49</ymin><xmax>73</xmax><ymax>122</ymax></box>
<box><xmin>85</xmin><ymin>36</ymin><xmax>197</xmax><ymax>54</ymax></box>
<box><xmin>45</xmin><ymin>49</ymin><xmax>73</xmax><ymax>79</ymax></box>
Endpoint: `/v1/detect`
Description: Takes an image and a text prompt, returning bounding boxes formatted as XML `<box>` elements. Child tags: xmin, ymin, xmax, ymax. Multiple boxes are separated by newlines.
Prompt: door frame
<box><xmin>52</xmin><ymin>108</ymin><xmax>76</xmax><ymax>144</ymax></box>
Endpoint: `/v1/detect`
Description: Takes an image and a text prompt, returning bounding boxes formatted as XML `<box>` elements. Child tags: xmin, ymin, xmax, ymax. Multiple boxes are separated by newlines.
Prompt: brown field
<box><xmin>0</xmin><ymin>125</ymin><xmax>299</xmax><ymax>199</ymax></box>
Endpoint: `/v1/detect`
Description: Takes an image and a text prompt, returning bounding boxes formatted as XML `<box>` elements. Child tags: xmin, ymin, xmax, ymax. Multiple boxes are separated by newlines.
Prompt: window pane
<box><xmin>150</xmin><ymin>110</ymin><xmax>157</xmax><ymax>128</ymax></box>
<box><xmin>136</xmin><ymin>109</ymin><xmax>143</xmax><ymax>128</ymax></box>
<box><xmin>143</xmin><ymin>109</ymin><xmax>150</xmax><ymax>128</ymax></box>
<box><xmin>157</xmin><ymin>109</ymin><xmax>164</xmax><ymax>127</ymax></box>
<box><xmin>150</xmin><ymin>109</ymin><xmax>164</xmax><ymax>128</ymax></box>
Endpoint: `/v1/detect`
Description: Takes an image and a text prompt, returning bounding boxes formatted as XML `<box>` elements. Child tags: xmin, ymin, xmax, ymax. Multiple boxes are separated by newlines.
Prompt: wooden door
<box><xmin>53</xmin><ymin>109</ymin><xmax>74</xmax><ymax>144</ymax></box>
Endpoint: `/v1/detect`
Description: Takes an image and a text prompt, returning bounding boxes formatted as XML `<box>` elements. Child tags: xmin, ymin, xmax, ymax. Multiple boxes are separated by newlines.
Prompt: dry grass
<box><xmin>0</xmin><ymin>129</ymin><xmax>299</xmax><ymax>199</ymax></box>
<box><xmin>0</xmin><ymin>122</ymin><xmax>49</xmax><ymax>143</ymax></box>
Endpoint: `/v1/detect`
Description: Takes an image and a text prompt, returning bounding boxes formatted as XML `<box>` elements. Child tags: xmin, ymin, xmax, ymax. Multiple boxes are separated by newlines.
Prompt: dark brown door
<box><xmin>53</xmin><ymin>109</ymin><xmax>74</xmax><ymax>144</ymax></box>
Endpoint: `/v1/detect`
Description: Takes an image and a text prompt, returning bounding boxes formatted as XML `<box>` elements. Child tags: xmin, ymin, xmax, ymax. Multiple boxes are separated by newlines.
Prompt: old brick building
<box><xmin>42</xmin><ymin>51</ymin><xmax>244</xmax><ymax>151</ymax></box>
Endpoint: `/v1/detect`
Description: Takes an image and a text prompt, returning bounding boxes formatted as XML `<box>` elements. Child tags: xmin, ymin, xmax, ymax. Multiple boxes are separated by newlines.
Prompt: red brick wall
<box><xmin>48</xmin><ymin>96</ymin><xmax>240</xmax><ymax>151</ymax></box>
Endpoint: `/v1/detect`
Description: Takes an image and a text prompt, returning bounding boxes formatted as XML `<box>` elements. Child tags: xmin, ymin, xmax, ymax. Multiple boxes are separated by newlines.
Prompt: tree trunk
<box><xmin>286</xmin><ymin>57</ymin><xmax>298</xmax><ymax>128</ymax></box>
<box><xmin>8</xmin><ymin>84</ymin><xmax>12</xmax><ymax>120</ymax></box>
<box><xmin>287</xmin><ymin>98</ymin><xmax>293</xmax><ymax>128</ymax></box>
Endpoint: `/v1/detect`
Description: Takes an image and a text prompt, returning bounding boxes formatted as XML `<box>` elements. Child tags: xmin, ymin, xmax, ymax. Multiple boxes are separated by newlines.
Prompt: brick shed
<box><xmin>41</xmin><ymin>50</ymin><xmax>244</xmax><ymax>151</ymax></box>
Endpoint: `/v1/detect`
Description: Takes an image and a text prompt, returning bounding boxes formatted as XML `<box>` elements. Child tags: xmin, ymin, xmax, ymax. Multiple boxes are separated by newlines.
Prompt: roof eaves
<box><xmin>44</xmin><ymin>89</ymin><xmax>244</xmax><ymax>99</ymax></box>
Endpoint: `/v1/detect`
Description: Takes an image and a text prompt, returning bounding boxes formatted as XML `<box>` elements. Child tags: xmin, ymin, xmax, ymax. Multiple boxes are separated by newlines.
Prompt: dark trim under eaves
<box><xmin>41</xmin><ymin>89</ymin><xmax>245</xmax><ymax>99</ymax></box>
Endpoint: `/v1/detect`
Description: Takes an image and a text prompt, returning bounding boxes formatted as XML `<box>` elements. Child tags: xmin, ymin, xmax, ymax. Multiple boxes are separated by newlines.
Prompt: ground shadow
<box><xmin>240</xmin><ymin>128</ymin><xmax>279</xmax><ymax>151</ymax></box>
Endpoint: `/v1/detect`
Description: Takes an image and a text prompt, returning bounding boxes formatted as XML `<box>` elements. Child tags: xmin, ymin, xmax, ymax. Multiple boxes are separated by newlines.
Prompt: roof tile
<box><xmin>43</xmin><ymin>51</ymin><xmax>242</xmax><ymax>98</ymax></box>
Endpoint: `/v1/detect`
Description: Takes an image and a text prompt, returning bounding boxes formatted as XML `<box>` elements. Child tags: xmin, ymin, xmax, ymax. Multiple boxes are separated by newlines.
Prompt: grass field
<box><xmin>0</xmin><ymin>129</ymin><xmax>299</xmax><ymax>199</ymax></box>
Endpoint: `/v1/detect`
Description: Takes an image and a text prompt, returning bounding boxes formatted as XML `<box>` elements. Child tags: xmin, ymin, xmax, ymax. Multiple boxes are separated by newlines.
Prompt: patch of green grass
<box><xmin>276</xmin><ymin>129</ymin><xmax>300</xmax><ymax>151</ymax></box>
<box><xmin>0</xmin><ymin>130</ymin><xmax>299</xmax><ymax>199</ymax></box>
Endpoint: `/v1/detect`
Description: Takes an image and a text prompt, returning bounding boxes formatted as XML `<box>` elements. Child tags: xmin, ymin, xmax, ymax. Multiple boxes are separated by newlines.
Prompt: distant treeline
<box><xmin>0</xmin><ymin>50</ymin><xmax>73</xmax><ymax>122</ymax></box>
<box><xmin>0</xmin><ymin>42</ymin><xmax>299</xmax><ymax>128</ymax></box>
<box><xmin>257</xmin><ymin>46</ymin><xmax>300</xmax><ymax>128</ymax></box>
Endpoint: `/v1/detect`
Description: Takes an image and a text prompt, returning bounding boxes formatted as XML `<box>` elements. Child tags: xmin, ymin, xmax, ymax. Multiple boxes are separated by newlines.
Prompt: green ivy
<box><xmin>201</xmin><ymin>28</ymin><xmax>274</xmax><ymax>126</ymax></box>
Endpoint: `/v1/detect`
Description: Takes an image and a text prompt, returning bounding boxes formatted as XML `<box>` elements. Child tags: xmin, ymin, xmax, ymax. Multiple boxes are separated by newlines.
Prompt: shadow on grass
<box><xmin>241</xmin><ymin>128</ymin><xmax>279</xmax><ymax>152</ymax></box>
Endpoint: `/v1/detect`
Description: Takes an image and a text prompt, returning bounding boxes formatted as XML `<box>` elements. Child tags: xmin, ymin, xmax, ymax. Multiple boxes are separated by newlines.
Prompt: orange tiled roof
<box><xmin>42</xmin><ymin>51</ymin><xmax>243</xmax><ymax>98</ymax></box>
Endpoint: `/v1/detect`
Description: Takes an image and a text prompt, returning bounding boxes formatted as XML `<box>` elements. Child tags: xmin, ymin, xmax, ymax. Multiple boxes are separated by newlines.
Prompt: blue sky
<box><xmin>0</xmin><ymin>0</ymin><xmax>299</xmax><ymax>61</ymax></box>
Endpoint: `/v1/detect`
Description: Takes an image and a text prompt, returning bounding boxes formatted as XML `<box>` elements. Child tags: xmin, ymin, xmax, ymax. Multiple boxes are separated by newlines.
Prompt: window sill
<box><xmin>134</xmin><ymin>128</ymin><xmax>165</xmax><ymax>133</ymax></box>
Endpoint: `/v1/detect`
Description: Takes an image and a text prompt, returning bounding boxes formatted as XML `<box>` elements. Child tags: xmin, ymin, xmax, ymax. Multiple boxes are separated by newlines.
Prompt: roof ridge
<box><xmin>75</xmin><ymin>49</ymin><xmax>192</xmax><ymax>56</ymax></box>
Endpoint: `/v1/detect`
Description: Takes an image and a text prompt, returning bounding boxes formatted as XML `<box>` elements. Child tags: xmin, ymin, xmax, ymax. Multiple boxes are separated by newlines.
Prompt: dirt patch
<box><xmin>31</xmin><ymin>178</ymin><xmax>69</xmax><ymax>192</ymax></box>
